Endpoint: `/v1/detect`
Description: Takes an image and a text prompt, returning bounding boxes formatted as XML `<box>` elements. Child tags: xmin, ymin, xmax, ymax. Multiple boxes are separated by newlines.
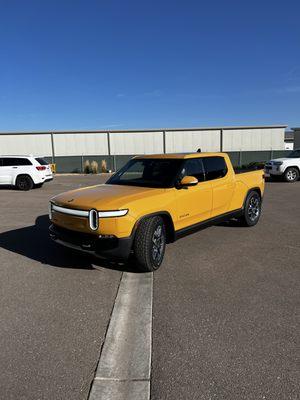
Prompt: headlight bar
<box><xmin>98</xmin><ymin>210</ymin><xmax>128</xmax><ymax>218</ymax></box>
<box><xmin>49</xmin><ymin>203</ymin><xmax>128</xmax><ymax>219</ymax></box>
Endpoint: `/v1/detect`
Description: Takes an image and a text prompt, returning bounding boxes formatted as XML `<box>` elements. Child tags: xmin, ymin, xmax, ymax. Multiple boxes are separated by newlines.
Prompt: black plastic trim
<box><xmin>174</xmin><ymin>208</ymin><xmax>243</xmax><ymax>241</ymax></box>
<box><xmin>49</xmin><ymin>224</ymin><xmax>133</xmax><ymax>260</ymax></box>
<box><xmin>243</xmin><ymin>187</ymin><xmax>262</xmax><ymax>209</ymax></box>
<box><xmin>131</xmin><ymin>211</ymin><xmax>176</xmax><ymax>243</ymax></box>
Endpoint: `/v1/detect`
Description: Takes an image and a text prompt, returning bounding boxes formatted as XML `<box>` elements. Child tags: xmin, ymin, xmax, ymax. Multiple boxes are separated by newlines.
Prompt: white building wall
<box><xmin>110</xmin><ymin>132</ymin><xmax>164</xmax><ymax>155</ymax></box>
<box><xmin>0</xmin><ymin>127</ymin><xmax>286</xmax><ymax>157</ymax></box>
<box><xmin>222</xmin><ymin>127</ymin><xmax>285</xmax><ymax>151</ymax></box>
<box><xmin>166</xmin><ymin>130</ymin><xmax>220</xmax><ymax>153</ymax></box>
<box><xmin>0</xmin><ymin>134</ymin><xmax>52</xmax><ymax>156</ymax></box>
<box><xmin>53</xmin><ymin>133</ymin><xmax>108</xmax><ymax>156</ymax></box>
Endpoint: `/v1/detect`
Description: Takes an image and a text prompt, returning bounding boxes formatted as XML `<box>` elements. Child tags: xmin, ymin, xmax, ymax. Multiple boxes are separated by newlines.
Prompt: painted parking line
<box><xmin>89</xmin><ymin>272</ymin><xmax>153</xmax><ymax>400</ymax></box>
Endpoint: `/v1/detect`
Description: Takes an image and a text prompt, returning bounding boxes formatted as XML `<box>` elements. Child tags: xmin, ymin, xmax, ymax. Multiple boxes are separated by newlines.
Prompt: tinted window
<box><xmin>35</xmin><ymin>158</ymin><xmax>48</xmax><ymax>165</ymax></box>
<box><xmin>203</xmin><ymin>157</ymin><xmax>227</xmax><ymax>180</ymax></box>
<box><xmin>179</xmin><ymin>158</ymin><xmax>205</xmax><ymax>182</ymax></box>
<box><xmin>2</xmin><ymin>158</ymin><xmax>32</xmax><ymax>166</ymax></box>
<box><xmin>107</xmin><ymin>158</ymin><xmax>183</xmax><ymax>188</ymax></box>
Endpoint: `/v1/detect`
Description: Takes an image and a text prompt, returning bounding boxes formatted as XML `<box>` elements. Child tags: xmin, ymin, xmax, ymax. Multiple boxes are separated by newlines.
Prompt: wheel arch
<box><xmin>284</xmin><ymin>165</ymin><xmax>300</xmax><ymax>172</ymax></box>
<box><xmin>14</xmin><ymin>173</ymin><xmax>34</xmax><ymax>186</ymax></box>
<box><xmin>132</xmin><ymin>211</ymin><xmax>175</xmax><ymax>244</ymax></box>
<box><xmin>242</xmin><ymin>187</ymin><xmax>262</xmax><ymax>210</ymax></box>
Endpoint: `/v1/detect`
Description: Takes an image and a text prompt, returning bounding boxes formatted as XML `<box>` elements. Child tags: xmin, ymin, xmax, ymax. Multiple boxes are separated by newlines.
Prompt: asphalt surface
<box><xmin>0</xmin><ymin>175</ymin><xmax>299</xmax><ymax>400</ymax></box>
<box><xmin>0</xmin><ymin>175</ymin><xmax>122</xmax><ymax>400</ymax></box>
<box><xmin>151</xmin><ymin>180</ymin><xmax>300</xmax><ymax>400</ymax></box>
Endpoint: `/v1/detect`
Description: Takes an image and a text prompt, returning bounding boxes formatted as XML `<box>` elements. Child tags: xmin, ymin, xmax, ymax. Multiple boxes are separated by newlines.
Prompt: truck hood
<box><xmin>51</xmin><ymin>184</ymin><xmax>164</xmax><ymax>210</ymax></box>
<box><xmin>269</xmin><ymin>158</ymin><xmax>289</xmax><ymax>163</ymax></box>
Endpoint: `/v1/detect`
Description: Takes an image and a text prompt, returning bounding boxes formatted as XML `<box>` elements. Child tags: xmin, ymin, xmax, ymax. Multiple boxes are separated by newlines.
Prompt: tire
<box><xmin>284</xmin><ymin>167</ymin><xmax>299</xmax><ymax>183</ymax></box>
<box><xmin>239</xmin><ymin>191</ymin><xmax>262</xmax><ymax>227</ymax></box>
<box><xmin>15</xmin><ymin>175</ymin><xmax>34</xmax><ymax>191</ymax></box>
<box><xmin>133</xmin><ymin>216</ymin><xmax>166</xmax><ymax>272</ymax></box>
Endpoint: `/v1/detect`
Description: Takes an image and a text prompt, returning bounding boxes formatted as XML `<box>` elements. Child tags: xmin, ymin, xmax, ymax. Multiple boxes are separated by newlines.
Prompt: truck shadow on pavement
<box><xmin>0</xmin><ymin>215</ymin><xmax>139</xmax><ymax>272</ymax></box>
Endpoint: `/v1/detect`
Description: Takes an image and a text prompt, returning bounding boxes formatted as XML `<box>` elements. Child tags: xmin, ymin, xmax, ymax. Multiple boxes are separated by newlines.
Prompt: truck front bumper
<box><xmin>49</xmin><ymin>224</ymin><xmax>133</xmax><ymax>260</ymax></box>
<box><xmin>264</xmin><ymin>164</ymin><xmax>284</xmax><ymax>176</ymax></box>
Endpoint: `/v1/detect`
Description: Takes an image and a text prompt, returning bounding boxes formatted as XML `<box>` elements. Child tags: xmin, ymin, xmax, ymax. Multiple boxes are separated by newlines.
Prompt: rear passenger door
<box><xmin>0</xmin><ymin>158</ymin><xmax>13</xmax><ymax>184</ymax></box>
<box><xmin>1</xmin><ymin>158</ymin><xmax>33</xmax><ymax>185</ymax></box>
<box><xmin>175</xmin><ymin>158</ymin><xmax>212</xmax><ymax>230</ymax></box>
<box><xmin>202</xmin><ymin>156</ymin><xmax>235</xmax><ymax>217</ymax></box>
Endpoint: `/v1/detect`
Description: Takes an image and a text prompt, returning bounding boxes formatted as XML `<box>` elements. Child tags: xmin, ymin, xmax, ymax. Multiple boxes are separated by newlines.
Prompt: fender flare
<box><xmin>131</xmin><ymin>211</ymin><xmax>176</xmax><ymax>243</ymax></box>
<box><xmin>242</xmin><ymin>187</ymin><xmax>262</xmax><ymax>210</ymax></box>
<box><xmin>14</xmin><ymin>173</ymin><xmax>34</xmax><ymax>186</ymax></box>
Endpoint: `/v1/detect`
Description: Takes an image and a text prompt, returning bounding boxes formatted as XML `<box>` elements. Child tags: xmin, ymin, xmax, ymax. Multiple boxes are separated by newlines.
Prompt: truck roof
<box><xmin>134</xmin><ymin>152</ymin><xmax>227</xmax><ymax>160</ymax></box>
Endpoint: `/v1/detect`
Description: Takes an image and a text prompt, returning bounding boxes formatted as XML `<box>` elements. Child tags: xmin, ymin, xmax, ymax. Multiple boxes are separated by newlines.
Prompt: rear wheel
<box><xmin>239</xmin><ymin>191</ymin><xmax>262</xmax><ymax>227</ymax></box>
<box><xmin>16</xmin><ymin>175</ymin><xmax>34</xmax><ymax>191</ymax></box>
<box><xmin>284</xmin><ymin>167</ymin><xmax>299</xmax><ymax>183</ymax></box>
<box><xmin>133</xmin><ymin>216</ymin><xmax>166</xmax><ymax>272</ymax></box>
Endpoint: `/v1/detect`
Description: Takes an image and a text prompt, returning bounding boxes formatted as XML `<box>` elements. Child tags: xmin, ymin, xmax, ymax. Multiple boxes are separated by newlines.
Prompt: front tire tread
<box><xmin>133</xmin><ymin>216</ymin><xmax>166</xmax><ymax>272</ymax></box>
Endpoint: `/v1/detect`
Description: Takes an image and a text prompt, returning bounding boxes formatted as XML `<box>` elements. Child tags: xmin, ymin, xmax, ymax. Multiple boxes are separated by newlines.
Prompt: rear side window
<box><xmin>35</xmin><ymin>158</ymin><xmax>48</xmax><ymax>165</ymax></box>
<box><xmin>2</xmin><ymin>158</ymin><xmax>32</xmax><ymax>166</ymax></box>
<box><xmin>179</xmin><ymin>158</ymin><xmax>205</xmax><ymax>182</ymax></box>
<box><xmin>203</xmin><ymin>157</ymin><xmax>227</xmax><ymax>180</ymax></box>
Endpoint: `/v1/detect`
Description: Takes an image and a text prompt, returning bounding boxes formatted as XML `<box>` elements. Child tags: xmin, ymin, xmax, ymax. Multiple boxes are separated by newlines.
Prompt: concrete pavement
<box><xmin>151</xmin><ymin>181</ymin><xmax>300</xmax><ymax>399</ymax></box>
<box><xmin>0</xmin><ymin>175</ymin><xmax>299</xmax><ymax>400</ymax></box>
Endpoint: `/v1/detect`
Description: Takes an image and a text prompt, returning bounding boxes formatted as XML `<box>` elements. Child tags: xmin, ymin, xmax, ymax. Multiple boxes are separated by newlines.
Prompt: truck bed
<box><xmin>234</xmin><ymin>168</ymin><xmax>264</xmax><ymax>190</ymax></box>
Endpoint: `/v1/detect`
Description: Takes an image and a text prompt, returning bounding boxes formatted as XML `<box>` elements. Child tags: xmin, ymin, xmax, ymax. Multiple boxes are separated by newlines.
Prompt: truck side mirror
<box><xmin>180</xmin><ymin>176</ymin><xmax>198</xmax><ymax>187</ymax></box>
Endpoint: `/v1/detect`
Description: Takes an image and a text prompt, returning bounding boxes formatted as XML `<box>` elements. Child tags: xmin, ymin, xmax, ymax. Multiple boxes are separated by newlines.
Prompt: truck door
<box><xmin>175</xmin><ymin>158</ymin><xmax>212</xmax><ymax>230</ymax></box>
<box><xmin>0</xmin><ymin>158</ymin><xmax>14</xmax><ymax>184</ymax></box>
<box><xmin>202</xmin><ymin>156</ymin><xmax>235</xmax><ymax>218</ymax></box>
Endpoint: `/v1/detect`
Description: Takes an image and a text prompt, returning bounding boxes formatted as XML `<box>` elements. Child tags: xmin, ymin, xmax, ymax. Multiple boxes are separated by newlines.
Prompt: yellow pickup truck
<box><xmin>49</xmin><ymin>153</ymin><xmax>265</xmax><ymax>271</ymax></box>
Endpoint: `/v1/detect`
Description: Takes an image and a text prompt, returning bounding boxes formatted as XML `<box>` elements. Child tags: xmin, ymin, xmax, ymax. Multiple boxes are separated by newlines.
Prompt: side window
<box><xmin>179</xmin><ymin>158</ymin><xmax>205</xmax><ymax>182</ymax></box>
<box><xmin>2</xmin><ymin>158</ymin><xmax>15</xmax><ymax>166</ymax></box>
<box><xmin>202</xmin><ymin>157</ymin><xmax>227</xmax><ymax>181</ymax></box>
<box><xmin>35</xmin><ymin>158</ymin><xmax>48</xmax><ymax>165</ymax></box>
<box><xmin>0</xmin><ymin>158</ymin><xmax>3</xmax><ymax>167</ymax></box>
<box><xmin>2</xmin><ymin>158</ymin><xmax>32</xmax><ymax>166</ymax></box>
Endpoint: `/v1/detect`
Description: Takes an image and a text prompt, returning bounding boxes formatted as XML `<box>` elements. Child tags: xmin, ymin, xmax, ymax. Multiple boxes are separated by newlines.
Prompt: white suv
<box><xmin>0</xmin><ymin>156</ymin><xmax>53</xmax><ymax>190</ymax></box>
<box><xmin>265</xmin><ymin>149</ymin><xmax>300</xmax><ymax>182</ymax></box>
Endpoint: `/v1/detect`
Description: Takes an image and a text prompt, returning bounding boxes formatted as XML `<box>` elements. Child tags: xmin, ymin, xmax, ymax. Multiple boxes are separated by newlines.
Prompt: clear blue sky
<box><xmin>0</xmin><ymin>0</ymin><xmax>299</xmax><ymax>131</ymax></box>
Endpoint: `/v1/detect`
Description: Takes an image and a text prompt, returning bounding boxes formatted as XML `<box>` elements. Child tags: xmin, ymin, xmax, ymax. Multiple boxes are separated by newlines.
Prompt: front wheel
<box><xmin>239</xmin><ymin>191</ymin><xmax>262</xmax><ymax>227</ymax></box>
<box><xmin>133</xmin><ymin>216</ymin><xmax>166</xmax><ymax>272</ymax></box>
<box><xmin>284</xmin><ymin>167</ymin><xmax>299</xmax><ymax>183</ymax></box>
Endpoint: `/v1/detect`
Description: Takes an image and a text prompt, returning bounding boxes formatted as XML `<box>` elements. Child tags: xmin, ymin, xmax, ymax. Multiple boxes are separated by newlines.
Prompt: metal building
<box><xmin>0</xmin><ymin>125</ymin><xmax>287</xmax><ymax>172</ymax></box>
<box><xmin>292</xmin><ymin>128</ymin><xmax>300</xmax><ymax>149</ymax></box>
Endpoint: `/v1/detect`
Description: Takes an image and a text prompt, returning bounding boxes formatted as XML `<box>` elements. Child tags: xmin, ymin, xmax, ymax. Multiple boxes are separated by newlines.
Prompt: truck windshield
<box><xmin>287</xmin><ymin>150</ymin><xmax>300</xmax><ymax>158</ymax></box>
<box><xmin>107</xmin><ymin>158</ymin><xmax>183</xmax><ymax>188</ymax></box>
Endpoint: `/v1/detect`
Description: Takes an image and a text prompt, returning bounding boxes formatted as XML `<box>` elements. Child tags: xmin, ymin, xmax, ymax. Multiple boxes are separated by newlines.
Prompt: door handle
<box><xmin>12</xmin><ymin>167</ymin><xmax>18</xmax><ymax>169</ymax></box>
